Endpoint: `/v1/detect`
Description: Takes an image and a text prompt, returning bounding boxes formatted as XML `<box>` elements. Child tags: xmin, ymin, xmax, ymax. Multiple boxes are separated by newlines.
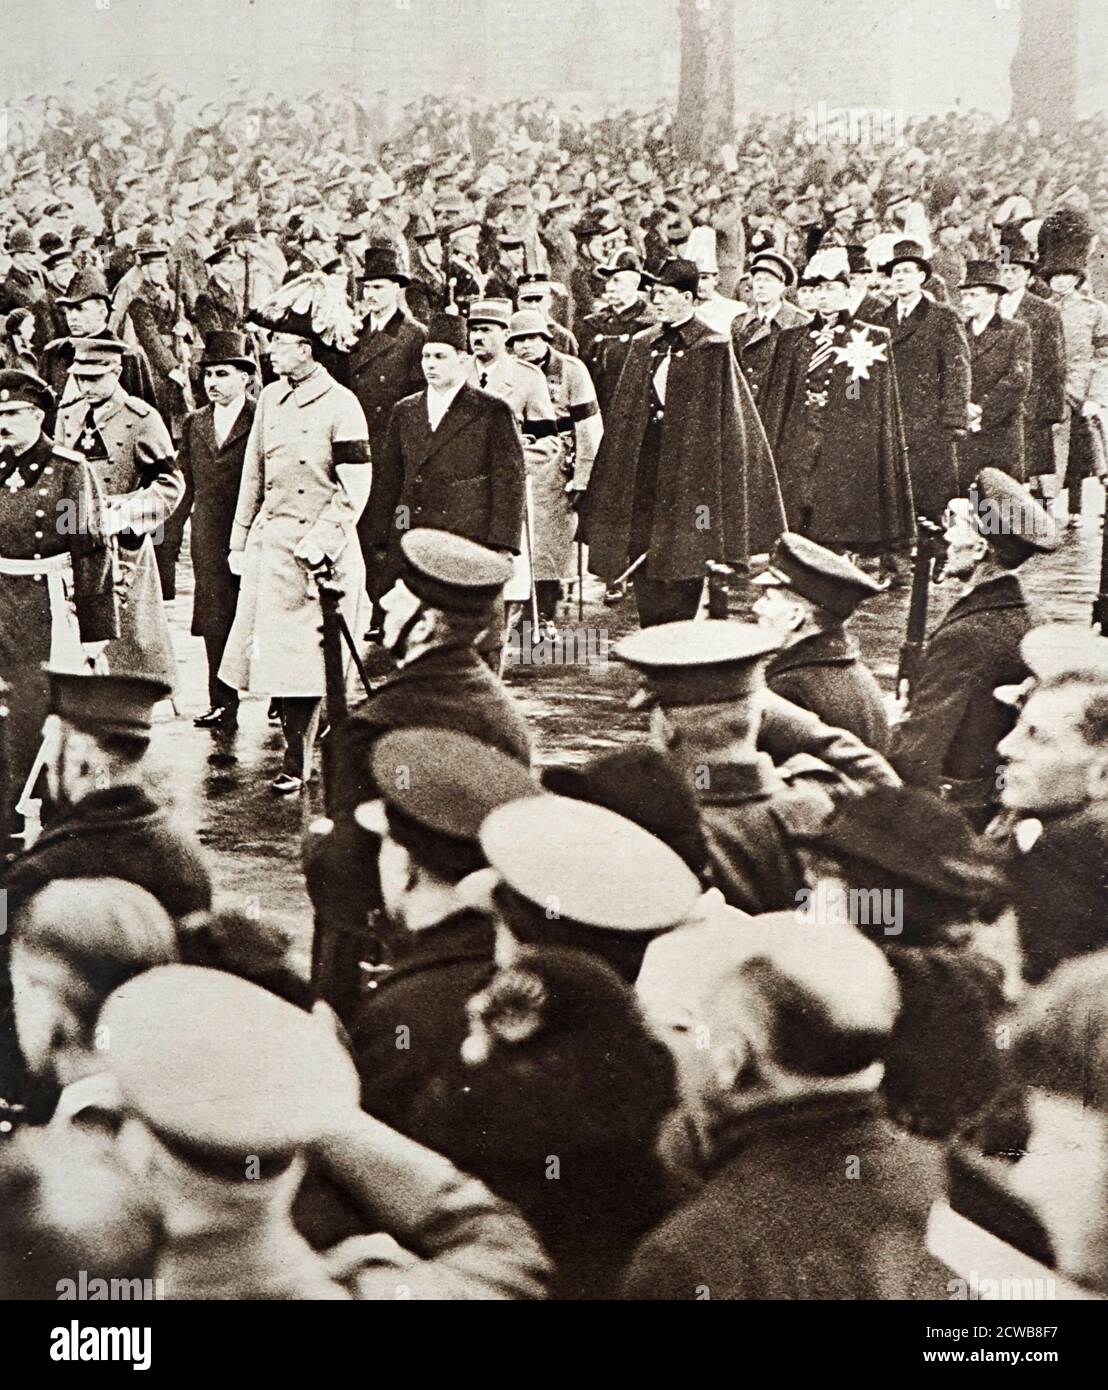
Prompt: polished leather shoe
<box><xmin>267</xmin><ymin>700</ymin><xmax>281</xmax><ymax>724</ymax></box>
<box><xmin>270</xmin><ymin>773</ymin><xmax>304</xmax><ymax>796</ymax></box>
<box><xmin>194</xmin><ymin>706</ymin><xmax>238</xmax><ymax>729</ymax></box>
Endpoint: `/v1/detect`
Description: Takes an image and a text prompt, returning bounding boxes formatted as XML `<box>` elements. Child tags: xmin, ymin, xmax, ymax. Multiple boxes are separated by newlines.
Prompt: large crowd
<box><xmin>1</xmin><ymin>82</ymin><xmax>1108</xmax><ymax>1302</ymax></box>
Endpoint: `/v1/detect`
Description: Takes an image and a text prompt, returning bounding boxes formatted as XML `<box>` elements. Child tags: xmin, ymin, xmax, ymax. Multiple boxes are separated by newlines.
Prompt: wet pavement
<box><xmin>148</xmin><ymin>484</ymin><xmax>1105</xmax><ymax>954</ymax></box>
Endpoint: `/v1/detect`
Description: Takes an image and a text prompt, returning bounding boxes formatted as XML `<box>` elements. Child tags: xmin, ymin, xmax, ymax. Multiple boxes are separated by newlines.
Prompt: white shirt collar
<box><xmin>426</xmin><ymin>376</ymin><xmax>465</xmax><ymax>429</ymax></box>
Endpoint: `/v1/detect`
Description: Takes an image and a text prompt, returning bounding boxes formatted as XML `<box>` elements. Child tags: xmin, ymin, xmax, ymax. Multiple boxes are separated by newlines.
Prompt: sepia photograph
<box><xmin>0</xmin><ymin>0</ymin><xmax>1105</xmax><ymax>1355</ymax></box>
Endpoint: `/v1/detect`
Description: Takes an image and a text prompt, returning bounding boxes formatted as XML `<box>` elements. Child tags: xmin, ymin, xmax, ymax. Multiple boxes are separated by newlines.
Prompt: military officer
<box><xmin>38</xmin><ymin>268</ymin><xmax>157</xmax><ymax>410</ymax></box>
<box><xmin>220</xmin><ymin>303</ymin><xmax>371</xmax><ymax>794</ymax></box>
<box><xmin>752</xmin><ymin>532</ymin><xmax>890</xmax><ymax>752</ymax></box>
<box><xmin>0</xmin><ymin>369</ymin><xmax>118</xmax><ymax>842</ymax></box>
<box><xmin>305</xmin><ymin>528</ymin><xmax>531</xmax><ymax>1017</ymax></box>
<box><xmin>890</xmin><ymin>468</ymin><xmax>1061</xmax><ymax>828</ymax></box>
<box><xmin>348</xmin><ymin>246</ymin><xmax>427</xmax><ymax>604</ymax></box>
<box><xmin>55</xmin><ymin>339</ymin><xmax>183</xmax><ymax>688</ymax></box>
<box><xmin>613</xmin><ymin>620</ymin><xmax>838</xmax><ymax>916</ymax></box>
<box><xmin>516</xmin><ymin>272</ymin><xmax>578</xmax><ymax>356</ymax></box>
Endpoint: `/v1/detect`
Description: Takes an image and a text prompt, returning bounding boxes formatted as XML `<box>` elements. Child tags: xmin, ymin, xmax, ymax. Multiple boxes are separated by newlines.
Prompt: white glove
<box><xmin>228</xmin><ymin>550</ymin><xmax>245</xmax><ymax>576</ymax></box>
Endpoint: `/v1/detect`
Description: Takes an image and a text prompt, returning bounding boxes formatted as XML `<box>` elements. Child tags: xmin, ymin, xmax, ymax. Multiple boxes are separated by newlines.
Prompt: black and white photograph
<box><xmin>1</xmin><ymin>0</ymin><xmax>1107</xmax><ymax>1351</ymax></box>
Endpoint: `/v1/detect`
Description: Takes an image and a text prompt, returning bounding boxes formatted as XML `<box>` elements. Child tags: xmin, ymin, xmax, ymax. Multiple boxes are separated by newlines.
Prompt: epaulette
<box><xmin>51</xmin><ymin>445</ymin><xmax>87</xmax><ymax>464</ymax></box>
<box><xmin>123</xmin><ymin>396</ymin><xmax>152</xmax><ymax>417</ymax></box>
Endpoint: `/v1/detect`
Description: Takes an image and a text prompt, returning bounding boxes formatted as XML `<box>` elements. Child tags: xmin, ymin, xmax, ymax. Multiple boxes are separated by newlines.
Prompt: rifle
<box><xmin>1094</xmin><ymin>496</ymin><xmax>1108</xmax><ymax>635</ymax></box>
<box><xmin>316</xmin><ymin>567</ymin><xmax>374</xmax><ymax>814</ymax></box>
<box><xmin>171</xmin><ymin>261</ymin><xmax>196</xmax><ymax>414</ymax></box>
<box><xmin>897</xmin><ymin>517</ymin><xmax>943</xmax><ymax>701</ymax></box>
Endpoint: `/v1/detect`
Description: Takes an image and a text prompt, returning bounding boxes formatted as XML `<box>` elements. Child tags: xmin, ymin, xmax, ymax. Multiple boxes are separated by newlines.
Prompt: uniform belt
<box><xmin>0</xmin><ymin>551</ymin><xmax>70</xmax><ymax>576</ymax></box>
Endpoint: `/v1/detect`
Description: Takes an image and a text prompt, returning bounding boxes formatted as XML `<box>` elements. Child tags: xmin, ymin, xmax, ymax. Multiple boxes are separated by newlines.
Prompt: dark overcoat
<box><xmin>876</xmin><ymin>295</ymin><xmax>970</xmax><ymax>519</ymax></box>
<box><xmin>730</xmin><ymin>299</ymin><xmax>810</xmax><ymax>415</ymax></box>
<box><xmin>767</xmin><ymin>627</ymin><xmax>891</xmax><ymax>754</ymax></box>
<box><xmin>582</xmin><ymin>318</ymin><xmax>785</xmax><ymax>581</ymax></box>
<box><xmin>889</xmin><ymin>573</ymin><xmax>1032</xmax><ymax>807</ymax></box>
<box><xmin>369</xmin><ymin>383</ymin><xmax>526</xmax><ymax>558</ymax></box>
<box><xmin>957</xmin><ymin>314</ymin><xmax>1032</xmax><ymax>485</ymax></box>
<box><xmin>1012</xmin><ymin>291</ymin><xmax>1067</xmax><ymax>480</ymax></box>
<box><xmin>177</xmin><ymin>397</ymin><xmax>255</xmax><ymax>639</ymax></box>
<box><xmin>348</xmin><ymin>309</ymin><xmax>427</xmax><ymax>463</ymax></box>
<box><xmin>578</xmin><ymin>297</ymin><xmax>654</xmax><ymax>417</ymax></box>
<box><xmin>760</xmin><ymin>313</ymin><xmax>915</xmax><ymax>550</ymax></box>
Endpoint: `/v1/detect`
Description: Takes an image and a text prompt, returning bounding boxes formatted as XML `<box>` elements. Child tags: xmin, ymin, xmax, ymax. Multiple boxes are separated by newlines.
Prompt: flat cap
<box><xmin>614</xmin><ymin>620</ymin><xmax>780</xmax><ymax>707</ymax></box>
<box><xmin>67</xmin><ymin>337</ymin><xmax>127</xmax><ymax>376</ymax></box>
<box><xmin>753</xmin><ymin>532</ymin><xmax>884</xmax><ymax>619</ymax></box>
<box><xmin>399</xmin><ymin>527</ymin><xmax>513</xmax><ymax>613</ymax></box>
<box><xmin>100</xmin><ymin>965</ymin><xmax>357</xmax><ymax>1158</ymax></box>
<box><xmin>48</xmin><ymin>668</ymin><xmax>170</xmax><ymax>736</ymax></box>
<box><xmin>358</xmin><ymin>728</ymin><xmax>535</xmax><ymax>877</ymax></box>
<box><xmin>480</xmin><ymin>794</ymin><xmax>701</xmax><ymax>935</ymax></box>
<box><xmin>0</xmin><ymin>369</ymin><xmax>54</xmax><ymax>415</ymax></box>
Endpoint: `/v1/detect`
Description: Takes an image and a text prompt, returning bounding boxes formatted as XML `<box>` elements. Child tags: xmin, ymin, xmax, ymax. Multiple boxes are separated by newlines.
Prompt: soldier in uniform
<box><xmin>752</xmin><ymin>532</ymin><xmax>890</xmax><ymax>752</ymax></box>
<box><xmin>730</xmin><ymin>252</ymin><xmax>809</xmax><ymax>414</ymax></box>
<box><xmin>305</xmin><ymin>529</ymin><xmax>531</xmax><ymax>1017</ymax></box>
<box><xmin>613</xmin><ymin>620</ymin><xmax>839</xmax><ymax>915</ymax></box>
<box><xmin>39</xmin><ymin>268</ymin><xmax>157</xmax><ymax>409</ymax></box>
<box><xmin>578</xmin><ymin>248</ymin><xmax>652</xmax><ymax>419</ymax></box>
<box><xmin>55</xmin><ymin>339</ymin><xmax>183</xmax><ymax>689</ymax></box>
<box><xmin>890</xmin><ymin>468</ymin><xmax>1060</xmax><ymax>828</ymax></box>
<box><xmin>0</xmin><ymin>370</ymin><xmax>118</xmax><ymax>842</ymax></box>
<box><xmin>347</xmin><ymin>246</ymin><xmax>427</xmax><ymax>606</ymax></box>
<box><xmin>219</xmin><ymin>304</ymin><xmax>371</xmax><ymax>795</ymax></box>
<box><xmin>516</xmin><ymin>272</ymin><xmax>578</xmax><ymax>356</ymax></box>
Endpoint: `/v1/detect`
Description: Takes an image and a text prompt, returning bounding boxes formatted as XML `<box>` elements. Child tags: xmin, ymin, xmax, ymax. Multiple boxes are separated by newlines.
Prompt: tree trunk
<box><xmin>675</xmin><ymin>0</ymin><xmax>737</xmax><ymax>162</ymax></box>
<box><xmin>1010</xmin><ymin>0</ymin><xmax>1078</xmax><ymax>131</ymax></box>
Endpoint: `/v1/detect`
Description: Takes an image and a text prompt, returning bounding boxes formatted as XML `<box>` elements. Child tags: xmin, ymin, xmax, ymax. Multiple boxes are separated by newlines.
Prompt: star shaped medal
<box><xmin>831</xmin><ymin>326</ymin><xmax>888</xmax><ymax>382</ymax></box>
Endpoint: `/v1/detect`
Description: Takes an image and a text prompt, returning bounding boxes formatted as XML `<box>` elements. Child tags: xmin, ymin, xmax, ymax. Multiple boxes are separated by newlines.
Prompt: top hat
<box><xmin>879</xmin><ymin>238</ymin><xmax>932</xmax><ymax>279</ymax></box>
<box><xmin>959</xmin><ymin>260</ymin><xmax>1006</xmax><ymax>294</ymax></box>
<box><xmin>198</xmin><ymin>330</ymin><xmax>257</xmax><ymax>373</ymax></box>
<box><xmin>358</xmin><ymin>245</ymin><xmax>410</xmax><ymax>286</ymax></box>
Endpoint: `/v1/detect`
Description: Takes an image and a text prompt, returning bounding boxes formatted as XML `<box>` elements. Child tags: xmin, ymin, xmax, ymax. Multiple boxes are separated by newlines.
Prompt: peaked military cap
<box><xmin>480</xmin><ymin>794</ymin><xmax>701</xmax><ymax>935</ymax></box>
<box><xmin>749</xmin><ymin>251</ymin><xmax>795</xmax><ymax>288</ymax></box>
<box><xmin>67</xmin><ymin>337</ymin><xmax>127</xmax><ymax>376</ymax></box>
<box><xmin>47</xmin><ymin>668</ymin><xmax>171</xmax><ymax>737</ymax></box>
<box><xmin>0</xmin><ymin>369</ymin><xmax>54</xmax><ymax>415</ymax></box>
<box><xmin>753</xmin><ymin>532</ymin><xmax>884</xmax><ymax>620</ymax></box>
<box><xmin>613</xmin><ymin>620</ymin><xmax>781</xmax><ymax>707</ymax></box>
<box><xmin>358</xmin><ymin>728</ymin><xmax>535</xmax><ymax>878</ymax></box>
<box><xmin>100</xmin><ymin>965</ymin><xmax>358</xmax><ymax>1159</ymax></box>
<box><xmin>399</xmin><ymin>528</ymin><xmax>513</xmax><ymax>614</ymax></box>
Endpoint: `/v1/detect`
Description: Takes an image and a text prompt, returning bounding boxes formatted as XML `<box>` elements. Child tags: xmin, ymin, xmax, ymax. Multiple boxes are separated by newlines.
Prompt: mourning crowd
<box><xmin>0</xmin><ymin>84</ymin><xmax>1108</xmax><ymax>1301</ymax></box>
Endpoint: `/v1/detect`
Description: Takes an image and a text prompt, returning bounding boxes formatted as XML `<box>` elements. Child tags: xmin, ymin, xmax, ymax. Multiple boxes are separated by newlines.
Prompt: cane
<box><xmin>610</xmin><ymin>551</ymin><xmax>649</xmax><ymax>588</ymax></box>
<box><xmin>523</xmin><ymin>476</ymin><xmax>540</xmax><ymax>637</ymax></box>
<box><xmin>577</xmin><ymin>539</ymin><xmax>585</xmax><ymax>624</ymax></box>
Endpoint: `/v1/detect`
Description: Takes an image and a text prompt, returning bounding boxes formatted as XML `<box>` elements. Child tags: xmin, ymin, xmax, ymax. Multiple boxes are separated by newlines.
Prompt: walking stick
<box><xmin>1094</xmin><ymin>490</ymin><xmax>1108</xmax><ymax>635</ymax></box>
<box><xmin>577</xmin><ymin>539</ymin><xmax>585</xmax><ymax>624</ymax></box>
<box><xmin>523</xmin><ymin>476</ymin><xmax>540</xmax><ymax>637</ymax></box>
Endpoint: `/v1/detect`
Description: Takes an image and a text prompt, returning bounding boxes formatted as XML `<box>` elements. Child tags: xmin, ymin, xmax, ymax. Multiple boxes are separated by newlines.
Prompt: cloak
<box><xmin>582</xmin><ymin>318</ymin><xmax>785</xmax><ymax>581</ymax></box>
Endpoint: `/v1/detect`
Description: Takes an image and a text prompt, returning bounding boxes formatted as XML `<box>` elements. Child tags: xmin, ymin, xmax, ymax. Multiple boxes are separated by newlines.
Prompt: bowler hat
<box><xmin>6</xmin><ymin>227</ymin><xmax>36</xmax><ymax>255</ymax></box>
<box><xmin>358</xmin><ymin>245</ymin><xmax>410</xmax><ymax>286</ymax></box>
<box><xmin>198</xmin><ymin>330</ymin><xmax>257</xmax><ymax>373</ymax></box>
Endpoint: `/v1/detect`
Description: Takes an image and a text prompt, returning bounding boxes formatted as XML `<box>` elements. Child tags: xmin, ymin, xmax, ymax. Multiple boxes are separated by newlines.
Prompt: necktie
<box><xmin>479</xmin><ymin>371</ymin><xmax>489</xmax><ymax>388</ymax></box>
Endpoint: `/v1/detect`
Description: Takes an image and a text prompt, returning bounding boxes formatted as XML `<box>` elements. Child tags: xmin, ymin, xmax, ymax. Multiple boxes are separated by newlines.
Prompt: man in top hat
<box><xmin>99</xmin><ymin>964</ymin><xmax>548</xmax><ymax>1300</ymax></box>
<box><xmin>752</xmin><ymin>532</ymin><xmax>889</xmax><ymax>751</ymax></box>
<box><xmin>516</xmin><ymin>273</ymin><xmax>577</xmax><ymax>357</ymax></box>
<box><xmin>305</xmin><ymin>528</ymin><xmax>531</xmax><ymax>1015</ymax></box>
<box><xmin>875</xmin><ymin>239</ymin><xmax>971</xmax><ymax>523</ymax></box>
<box><xmin>348</xmin><ymin>246</ymin><xmax>427</xmax><ymax>605</ymax></box>
<box><xmin>176</xmin><ymin>330</ymin><xmax>257</xmax><ymax>731</ymax></box>
<box><xmin>0</xmin><ymin>370</ymin><xmax>119</xmax><ymax>843</ymax></box>
<box><xmin>40</xmin><ymin>267</ymin><xmax>157</xmax><ymax>408</ymax></box>
<box><xmin>4</xmin><ymin>668</ymin><xmax>211</xmax><ymax>924</ymax></box>
<box><xmin>367</xmin><ymin>313</ymin><xmax>525</xmax><ymax>603</ymax></box>
<box><xmin>55</xmin><ymin>337</ymin><xmax>183</xmax><ymax>685</ymax></box>
<box><xmin>220</xmin><ymin>301</ymin><xmax>370</xmax><ymax>795</ymax></box>
<box><xmin>348</xmin><ymin>728</ymin><xmax>537</xmax><ymax>1120</ymax></box>
<box><xmin>583</xmin><ymin>258</ymin><xmax>785</xmax><ymax>629</ymax></box>
<box><xmin>890</xmin><ymin>468</ymin><xmax>1060</xmax><ymax>828</ymax></box>
<box><xmin>956</xmin><ymin>259</ymin><xmax>1032</xmax><ymax>487</ymax></box>
<box><xmin>578</xmin><ymin>248</ymin><xmax>653</xmax><ymax>420</ymax></box>
<box><xmin>760</xmin><ymin>245</ymin><xmax>915</xmax><ymax>575</ymax></box>
<box><xmin>997</xmin><ymin>236</ymin><xmax>1067</xmax><ymax>503</ymax></box>
<box><xmin>1041</xmin><ymin>230</ymin><xmax>1108</xmax><ymax>525</ymax></box>
<box><xmin>613</xmin><ymin>620</ymin><xmax>850</xmax><ymax>914</ymax></box>
<box><xmin>730</xmin><ymin>251</ymin><xmax>808</xmax><ymax>414</ymax></box>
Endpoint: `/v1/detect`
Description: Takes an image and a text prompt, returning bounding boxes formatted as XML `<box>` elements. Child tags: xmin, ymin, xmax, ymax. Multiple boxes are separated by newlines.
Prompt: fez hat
<box><xmin>198</xmin><ymin>330</ymin><xmax>257</xmax><ymax>373</ymax></box>
<box><xmin>399</xmin><ymin>528</ymin><xmax>512</xmax><ymax>614</ymax></box>
<box><xmin>467</xmin><ymin>298</ymin><xmax>513</xmax><ymax>329</ymax></box>
<box><xmin>639</xmin><ymin>257</ymin><xmax>700</xmax><ymax>295</ymax></box>
<box><xmin>424</xmin><ymin>312</ymin><xmax>468</xmax><ymax>352</ymax></box>
<box><xmin>67</xmin><ymin>338</ymin><xmax>127</xmax><ymax>376</ymax></box>
<box><xmin>0</xmin><ymin>369</ymin><xmax>54</xmax><ymax>415</ymax></box>
<box><xmin>358</xmin><ymin>245</ymin><xmax>410</xmax><ymax>286</ymax></box>
<box><xmin>47</xmin><ymin>668</ymin><xmax>171</xmax><ymax>736</ymax></box>
<box><xmin>56</xmin><ymin>269</ymin><xmax>112</xmax><ymax>307</ymax></box>
<box><xmin>880</xmin><ymin>239</ymin><xmax>932</xmax><ymax>278</ymax></box>
<box><xmin>613</xmin><ymin>620</ymin><xmax>780</xmax><ymax>708</ymax></box>
<box><xmin>506</xmin><ymin>309</ymin><xmax>552</xmax><ymax>343</ymax></box>
<box><xmin>753</xmin><ymin>532</ymin><xmax>884</xmax><ymax>620</ymax></box>
<box><xmin>749</xmin><ymin>251</ymin><xmax>795</xmax><ymax>288</ymax></box>
<box><xmin>959</xmin><ymin>260</ymin><xmax>1006</xmax><ymax>294</ymax></box>
<box><xmin>357</xmin><ymin>728</ymin><xmax>535</xmax><ymax>879</ymax></box>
